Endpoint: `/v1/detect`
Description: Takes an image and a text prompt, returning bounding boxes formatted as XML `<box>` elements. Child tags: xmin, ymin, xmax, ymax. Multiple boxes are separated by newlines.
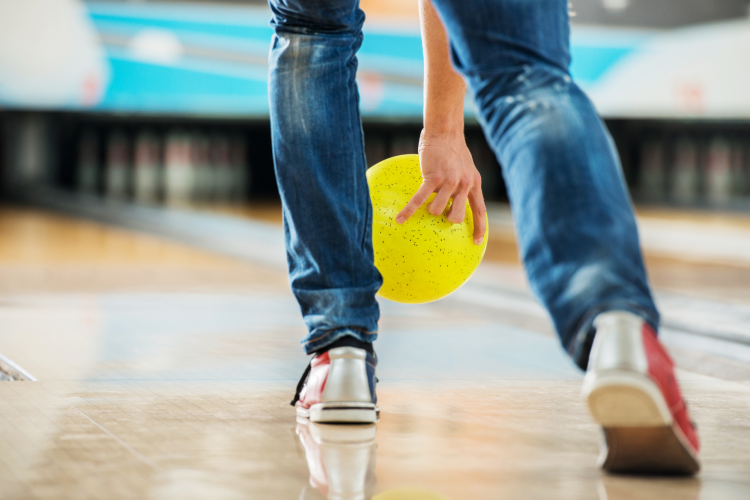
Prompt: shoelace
<box><xmin>290</xmin><ymin>357</ymin><xmax>313</xmax><ymax>406</ymax></box>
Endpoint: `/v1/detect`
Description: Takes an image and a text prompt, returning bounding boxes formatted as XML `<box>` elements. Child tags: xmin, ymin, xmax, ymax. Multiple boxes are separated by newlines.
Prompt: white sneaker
<box><xmin>581</xmin><ymin>311</ymin><xmax>700</xmax><ymax>474</ymax></box>
<box><xmin>292</xmin><ymin>347</ymin><xmax>379</xmax><ymax>424</ymax></box>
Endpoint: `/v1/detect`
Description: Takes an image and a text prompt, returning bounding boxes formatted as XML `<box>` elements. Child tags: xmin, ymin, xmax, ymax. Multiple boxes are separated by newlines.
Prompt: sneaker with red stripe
<box><xmin>291</xmin><ymin>346</ymin><xmax>379</xmax><ymax>424</ymax></box>
<box><xmin>581</xmin><ymin>310</ymin><xmax>700</xmax><ymax>474</ymax></box>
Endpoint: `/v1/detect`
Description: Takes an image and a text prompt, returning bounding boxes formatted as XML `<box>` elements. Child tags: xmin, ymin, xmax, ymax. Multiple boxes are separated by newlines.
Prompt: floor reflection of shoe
<box><xmin>296</xmin><ymin>418</ymin><xmax>377</xmax><ymax>500</ymax></box>
<box><xmin>596</xmin><ymin>476</ymin><xmax>701</xmax><ymax>500</ymax></box>
<box><xmin>372</xmin><ymin>488</ymin><xmax>452</xmax><ymax>500</ymax></box>
<box><xmin>582</xmin><ymin>311</ymin><xmax>701</xmax><ymax>474</ymax></box>
<box><xmin>292</xmin><ymin>347</ymin><xmax>379</xmax><ymax>424</ymax></box>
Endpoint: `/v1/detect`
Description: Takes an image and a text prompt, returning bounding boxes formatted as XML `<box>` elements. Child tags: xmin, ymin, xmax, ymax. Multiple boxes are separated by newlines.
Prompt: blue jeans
<box><xmin>268</xmin><ymin>0</ymin><xmax>659</xmax><ymax>368</ymax></box>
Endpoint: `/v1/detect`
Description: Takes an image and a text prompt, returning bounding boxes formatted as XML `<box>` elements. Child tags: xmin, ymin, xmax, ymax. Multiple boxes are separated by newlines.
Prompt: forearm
<box><xmin>398</xmin><ymin>0</ymin><xmax>487</xmax><ymax>244</ymax></box>
<box><xmin>419</xmin><ymin>0</ymin><xmax>466</xmax><ymax>137</ymax></box>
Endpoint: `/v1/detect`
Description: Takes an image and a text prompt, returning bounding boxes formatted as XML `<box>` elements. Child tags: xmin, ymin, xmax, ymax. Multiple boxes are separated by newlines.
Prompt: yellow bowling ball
<box><xmin>367</xmin><ymin>154</ymin><xmax>488</xmax><ymax>304</ymax></box>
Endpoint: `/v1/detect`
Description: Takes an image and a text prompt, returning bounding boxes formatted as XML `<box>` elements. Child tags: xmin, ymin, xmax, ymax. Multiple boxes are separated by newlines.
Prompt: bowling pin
<box><xmin>133</xmin><ymin>129</ymin><xmax>161</xmax><ymax>203</ymax></box>
<box><xmin>670</xmin><ymin>136</ymin><xmax>698</xmax><ymax>203</ymax></box>
<box><xmin>730</xmin><ymin>138</ymin><xmax>747</xmax><ymax>198</ymax></box>
<box><xmin>163</xmin><ymin>129</ymin><xmax>194</xmax><ymax>205</ymax></box>
<box><xmin>229</xmin><ymin>134</ymin><xmax>248</xmax><ymax>202</ymax></box>
<box><xmin>706</xmin><ymin>136</ymin><xmax>732</xmax><ymax>205</ymax></box>
<box><xmin>743</xmin><ymin>138</ymin><xmax>750</xmax><ymax>199</ymax></box>
<box><xmin>77</xmin><ymin>129</ymin><xmax>99</xmax><ymax>194</ymax></box>
<box><xmin>390</xmin><ymin>133</ymin><xmax>418</xmax><ymax>157</ymax></box>
<box><xmin>467</xmin><ymin>136</ymin><xmax>499</xmax><ymax>200</ymax></box>
<box><xmin>364</xmin><ymin>133</ymin><xmax>387</xmax><ymax>168</ymax></box>
<box><xmin>105</xmin><ymin>130</ymin><xmax>130</xmax><ymax>199</ymax></box>
<box><xmin>639</xmin><ymin>139</ymin><xmax>665</xmax><ymax>200</ymax></box>
<box><xmin>191</xmin><ymin>132</ymin><xmax>211</xmax><ymax>201</ymax></box>
<box><xmin>210</xmin><ymin>133</ymin><xmax>231</xmax><ymax>203</ymax></box>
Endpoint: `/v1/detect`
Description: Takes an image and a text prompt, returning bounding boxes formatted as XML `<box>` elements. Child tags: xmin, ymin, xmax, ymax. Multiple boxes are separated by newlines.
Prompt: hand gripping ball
<box><xmin>367</xmin><ymin>154</ymin><xmax>488</xmax><ymax>304</ymax></box>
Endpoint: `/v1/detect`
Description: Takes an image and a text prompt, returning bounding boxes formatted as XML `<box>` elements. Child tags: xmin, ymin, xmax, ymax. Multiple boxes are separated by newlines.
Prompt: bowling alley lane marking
<box><xmin>0</xmin><ymin>349</ymin><xmax>161</xmax><ymax>469</ymax></box>
<box><xmin>40</xmin><ymin>381</ymin><xmax>164</xmax><ymax>472</ymax></box>
<box><xmin>0</xmin><ymin>351</ymin><xmax>37</xmax><ymax>381</ymax></box>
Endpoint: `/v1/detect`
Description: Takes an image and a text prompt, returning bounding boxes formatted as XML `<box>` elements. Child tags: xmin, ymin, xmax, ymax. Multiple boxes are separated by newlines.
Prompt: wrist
<box><xmin>422</xmin><ymin>108</ymin><xmax>464</xmax><ymax>137</ymax></box>
<box><xmin>420</xmin><ymin>125</ymin><xmax>464</xmax><ymax>143</ymax></box>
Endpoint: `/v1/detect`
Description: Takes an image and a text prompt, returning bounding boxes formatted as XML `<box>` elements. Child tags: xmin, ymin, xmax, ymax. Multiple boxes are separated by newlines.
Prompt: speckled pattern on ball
<box><xmin>367</xmin><ymin>154</ymin><xmax>488</xmax><ymax>304</ymax></box>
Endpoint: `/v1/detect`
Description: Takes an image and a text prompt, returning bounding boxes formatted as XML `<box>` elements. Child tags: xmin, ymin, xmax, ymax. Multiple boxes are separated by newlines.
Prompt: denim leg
<box><xmin>431</xmin><ymin>0</ymin><xmax>659</xmax><ymax>369</ymax></box>
<box><xmin>268</xmin><ymin>0</ymin><xmax>382</xmax><ymax>355</ymax></box>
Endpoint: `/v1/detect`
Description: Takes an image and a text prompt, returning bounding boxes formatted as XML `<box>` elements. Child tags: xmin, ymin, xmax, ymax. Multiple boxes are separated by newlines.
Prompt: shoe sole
<box><xmin>582</xmin><ymin>370</ymin><xmax>700</xmax><ymax>475</ymax></box>
<box><xmin>297</xmin><ymin>403</ymin><xmax>379</xmax><ymax>424</ymax></box>
<box><xmin>296</xmin><ymin>416</ymin><xmax>378</xmax><ymax>441</ymax></box>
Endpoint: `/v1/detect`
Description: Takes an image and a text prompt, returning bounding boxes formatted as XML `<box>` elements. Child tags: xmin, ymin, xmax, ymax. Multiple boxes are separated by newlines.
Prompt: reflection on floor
<box><xmin>0</xmin><ymin>207</ymin><xmax>749</xmax><ymax>499</ymax></box>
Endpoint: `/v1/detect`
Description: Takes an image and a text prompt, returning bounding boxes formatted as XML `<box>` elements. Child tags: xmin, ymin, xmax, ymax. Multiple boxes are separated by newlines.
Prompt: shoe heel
<box><xmin>585</xmin><ymin>372</ymin><xmax>700</xmax><ymax>475</ymax></box>
<box><xmin>321</xmin><ymin>347</ymin><xmax>373</xmax><ymax>405</ymax></box>
<box><xmin>583</xmin><ymin>371</ymin><xmax>672</xmax><ymax>427</ymax></box>
<box><xmin>310</xmin><ymin>347</ymin><xmax>378</xmax><ymax>424</ymax></box>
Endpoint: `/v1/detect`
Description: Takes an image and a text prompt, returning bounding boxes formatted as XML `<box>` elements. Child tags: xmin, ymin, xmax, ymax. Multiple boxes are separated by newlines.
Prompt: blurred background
<box><xmin>1</xmin><ymin>0</ymin><xmax>750</xmax><ymax>209</ymax></box>
<box><xmin>3</xmin><ymin>3</ymin><xmax>750</xmax><ymax>498</ymax></box>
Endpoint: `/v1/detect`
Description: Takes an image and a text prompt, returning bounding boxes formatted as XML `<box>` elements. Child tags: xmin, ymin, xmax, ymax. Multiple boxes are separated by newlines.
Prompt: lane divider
<box><xmin>0</xmin><ymin>351</ymin><xmax>38</xmax><ymax>381</ymax></box>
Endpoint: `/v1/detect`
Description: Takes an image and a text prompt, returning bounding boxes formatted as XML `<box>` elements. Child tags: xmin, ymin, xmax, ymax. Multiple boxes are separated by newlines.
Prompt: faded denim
<box><xmin>268</xmin><ymin>0</ymin><xmax>659</xmax><ymax>368</ymax></box>
<box><xmin>268</xmin><ymin>0</ymin><xmax>381</xmax><ymax>355</ymax></box>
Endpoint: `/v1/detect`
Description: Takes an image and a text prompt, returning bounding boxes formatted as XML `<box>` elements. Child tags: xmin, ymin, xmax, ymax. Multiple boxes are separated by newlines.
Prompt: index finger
<box><xmin>396</xmin><ymin>181</ymin><xmax>437</xmax><ymax>224</ymax></box>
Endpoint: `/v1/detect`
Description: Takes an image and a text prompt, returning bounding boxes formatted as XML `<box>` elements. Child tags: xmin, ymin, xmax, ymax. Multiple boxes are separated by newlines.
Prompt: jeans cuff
<box><xmin>302</xmin><ymin>327</ymin><xmax>378</xmax><ymax>355</ymax></box>
<box><xmin>565</xmin><ymin>300</ymin><xmax>659</xmax><ymax>371</ymax></box>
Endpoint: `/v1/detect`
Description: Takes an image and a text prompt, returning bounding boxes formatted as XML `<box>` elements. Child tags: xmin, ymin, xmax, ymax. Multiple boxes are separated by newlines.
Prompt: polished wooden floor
<box><xmin>0</xmin><ymin>206</ymin><xmax>749</xmax><ymax>499</ymax></box>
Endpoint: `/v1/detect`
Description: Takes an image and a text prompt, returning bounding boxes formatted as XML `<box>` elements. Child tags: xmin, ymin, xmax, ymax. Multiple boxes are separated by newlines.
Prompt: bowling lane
<box><xmin>0</xmin><ymin>206</ymin><xmax>287</xmax><ymax>294</ymax></box>
<box><xmin>193</xmin><ymin>199</ymin><xmax>750</xmax><ymax>304</ymax></box>
<box><xmin>1</xmin><ymin>206</ymin><xmax>750</xmax><ymax>499</ymax></box>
